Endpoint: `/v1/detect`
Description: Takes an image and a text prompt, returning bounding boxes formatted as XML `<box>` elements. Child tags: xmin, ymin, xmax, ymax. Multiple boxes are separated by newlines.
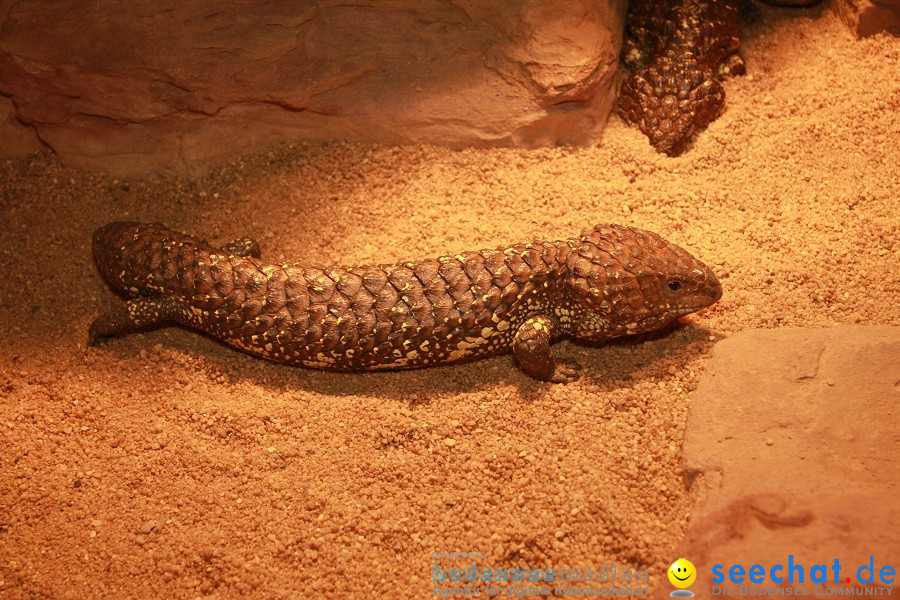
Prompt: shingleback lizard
<box><xmin>617</xmin><ymin>0</ymin><xmax>819</xmax><ymax>155</ymax></box>
<box><xmin>89</xmin><ymin>222</ymin><xmax>722</xmax><ymax>383</ymax></box>
<box><xmin>618</xmin><ymin>0</ymin><xmax>745</xmax><ymax>156</ymax></box>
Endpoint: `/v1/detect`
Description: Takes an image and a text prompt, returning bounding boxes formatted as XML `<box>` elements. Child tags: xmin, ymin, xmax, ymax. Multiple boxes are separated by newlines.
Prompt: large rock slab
<box><xmin>660</xmin><ymin>326</ymin><xmax>900</xmax><ymax>597</ymax></box>
<box><xmin>0</xmin><ymin>0</ymin><xmax>624</xmax><ymax>176</ymax></box>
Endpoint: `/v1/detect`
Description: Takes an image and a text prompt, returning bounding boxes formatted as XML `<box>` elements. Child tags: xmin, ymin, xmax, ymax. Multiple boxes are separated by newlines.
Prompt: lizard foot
<box><xmin>549</xmin><ymin>358</ymin><xmax>583</xmax><ymax>384</ymax></box>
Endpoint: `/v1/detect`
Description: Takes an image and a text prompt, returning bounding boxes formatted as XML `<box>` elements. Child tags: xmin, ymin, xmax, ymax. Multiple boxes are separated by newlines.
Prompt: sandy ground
<box><xmin>1</xmin><ymin>6</ymin><xmax>898</xmax><ymax>599</ymax></box>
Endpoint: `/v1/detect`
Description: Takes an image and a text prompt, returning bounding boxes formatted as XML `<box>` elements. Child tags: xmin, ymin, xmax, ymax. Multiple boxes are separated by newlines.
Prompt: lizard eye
<box><xmin>666</xmin><ymin>280</ymin><xmax>682</xmax><ymax>292</ymax></box>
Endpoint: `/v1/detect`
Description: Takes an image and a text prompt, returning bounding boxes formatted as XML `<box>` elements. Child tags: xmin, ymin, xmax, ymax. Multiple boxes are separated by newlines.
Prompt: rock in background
<box><xmin>0</xmin><ymin>94</ymin><xmax>40</xmax><ymax>156</ymax></box>
<box><xmin>0</xmin><ymin>0</ymin><xmax>624</xmax><ymax>176</ymax></box>
<box><xmin>834</xmin><ymin>0</ymin><xmax>900</xmax><ymax>37</ymax></box>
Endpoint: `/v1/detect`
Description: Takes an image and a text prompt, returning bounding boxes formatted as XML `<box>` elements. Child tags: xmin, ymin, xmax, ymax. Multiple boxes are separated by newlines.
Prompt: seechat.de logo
<box><xmin>712</xmin><ymin>556</ymin><xmax>896</xmax><ymax>588</ymax></box>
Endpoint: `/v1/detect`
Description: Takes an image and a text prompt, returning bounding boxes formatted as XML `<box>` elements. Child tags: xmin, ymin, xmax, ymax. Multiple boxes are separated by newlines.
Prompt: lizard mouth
<box><xmin>671</xmin><ymin>298</ymin><xmax>716</xmax><ymax>317</ymax></box>
<box><xmin>668</xmin><ymin>278</ymin><xmax>723</xmax><ymax>315</ymax></box>
<box><xmin>668</xmin><ymin>307</ymin><xmax>704</xmax><ymax>319</ymax></box>
<box><xmin>661</xmin><ymin>294</ymin><xmax>720</xmax><ymax>322</ymax></box>
<box><xmin>620</xmin><ymin>301</ymin><xmax>718</xmax><ymax>334</ymax></box>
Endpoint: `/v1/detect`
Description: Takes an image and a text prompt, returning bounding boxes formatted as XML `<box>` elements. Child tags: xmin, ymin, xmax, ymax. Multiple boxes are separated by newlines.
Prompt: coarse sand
<box><xmin>0</xmin><ymin>6</ymin><xmax>898</xmax><ymax>599</ymax></box>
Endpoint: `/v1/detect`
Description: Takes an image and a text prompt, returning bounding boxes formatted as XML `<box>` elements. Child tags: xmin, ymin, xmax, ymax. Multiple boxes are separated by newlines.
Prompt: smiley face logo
<box><xmin>668</xmin><ymin>558</ymin><xmax>697</xmax><ymax>589</ymax></box>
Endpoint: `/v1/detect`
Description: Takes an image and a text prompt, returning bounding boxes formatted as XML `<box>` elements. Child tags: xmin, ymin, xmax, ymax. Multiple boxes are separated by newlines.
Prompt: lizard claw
<box><xmin>549</xmin><ymin>358</ymin><xmax>583</xmax><ymax>384</ymax></box>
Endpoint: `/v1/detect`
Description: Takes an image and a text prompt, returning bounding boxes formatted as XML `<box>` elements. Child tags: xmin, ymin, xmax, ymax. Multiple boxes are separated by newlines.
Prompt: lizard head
<box><xmin>562</xmin><ymin>224</ymin><xmax>722</xmax><ymax>341</ymax></box>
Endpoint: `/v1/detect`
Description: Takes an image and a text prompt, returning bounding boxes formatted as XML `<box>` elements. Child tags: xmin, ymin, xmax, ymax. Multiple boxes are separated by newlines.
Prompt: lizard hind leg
<box><xmin>89</xmin><ymin>296</ymin><xmax>183</xmax><ymax>345</ymax></box>
<box><xmin>221</xmin><ymin>237</ymin><xmax>261</xmax><ymax>258</ymax></box>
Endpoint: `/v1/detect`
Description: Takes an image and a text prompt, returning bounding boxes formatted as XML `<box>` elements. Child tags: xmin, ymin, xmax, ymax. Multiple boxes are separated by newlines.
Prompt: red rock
<box><xmin>757</xmin><ymin>0</ymin><xmax>820</xmax><ymax>5</ymax></box>
<box><xmin>656</xmin><ymin>326</ymin><xmax>900</xmax><ymax>598</ymax></box>
<box><xmin>0</xmin><ymin>0</ymin><xmax>625</xmax><ymax>176</ymax></box>
<box><xmin>0</xmin><ymin>95</ymin><xmax>41</xmax><ymax>157</ymax></box>
<box><xmin>834</xmin><ymin>0</ymin><xmax>900</xmax><ymax>37</ymax></box>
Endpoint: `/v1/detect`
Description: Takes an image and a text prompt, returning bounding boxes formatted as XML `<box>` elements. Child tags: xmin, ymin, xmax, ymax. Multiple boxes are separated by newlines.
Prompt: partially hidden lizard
<box><xmin>618</xmin><ymin>0</ymin><xmax>745</xmax><ymax>156</ymax></box>
<box><xmin>89</xmin><ymin>222</ymin><xmax>722</xmax><ymax>383</ymax></box>
<box><xmin>618</xmin><ymin>0</ymin><xmax>820</xmax><ymax>156</ymax></box>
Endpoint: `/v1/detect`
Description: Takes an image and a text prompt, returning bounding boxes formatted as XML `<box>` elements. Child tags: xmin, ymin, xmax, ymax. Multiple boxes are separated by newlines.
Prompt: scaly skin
<box><xmin>89</xmin><ymin>222</ymin><xmax>722</xmax><ymax>383</ymax></box>
<box><xmin>619</xmin><ymin>0</ymin><xmax>743</xmax><ymax>156</ymax></box>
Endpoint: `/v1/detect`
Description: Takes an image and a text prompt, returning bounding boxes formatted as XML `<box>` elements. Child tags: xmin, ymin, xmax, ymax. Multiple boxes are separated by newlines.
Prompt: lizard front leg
<box><xmin>512</xmin><ymin>314</ymin><xmax>582</xmax><ymax>383</ymax></box>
